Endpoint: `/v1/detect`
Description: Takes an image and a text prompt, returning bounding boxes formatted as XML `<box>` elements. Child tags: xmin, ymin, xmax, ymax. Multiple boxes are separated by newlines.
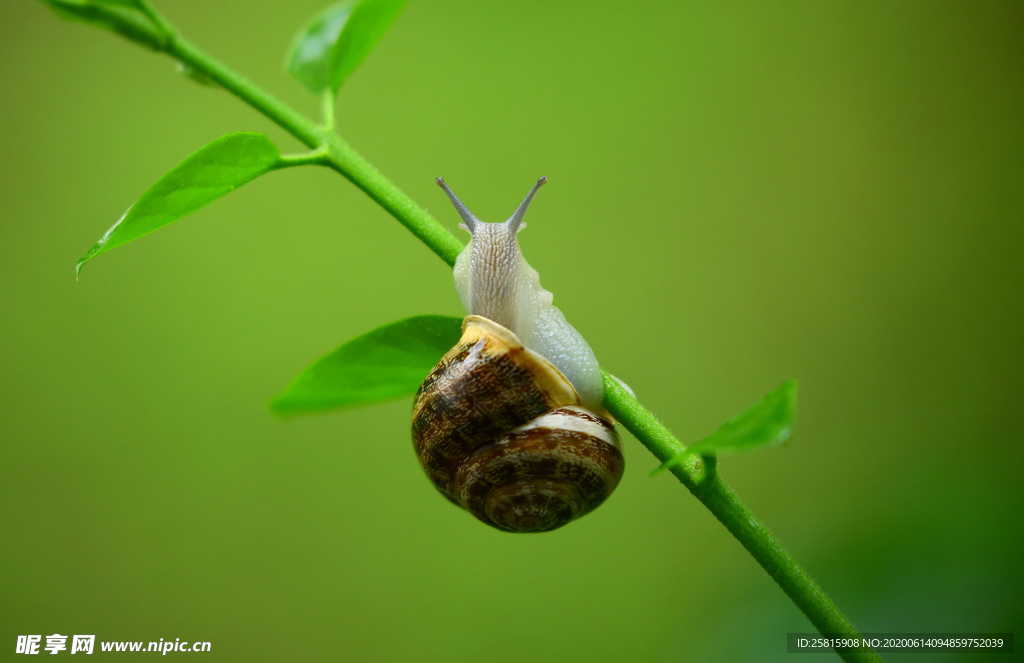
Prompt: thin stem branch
<box><xmin>321</xmin><ymin>90</ymin><xmax>336</xmax><ymax>130</ymax></box>
<box><xmin>137</xmin><ymin>0</ymin><xmax>174</xmax><ymax>41</ymax></box>
<box><xmin>61</xmin><ymin>3</ymin><xmax>880</xmax><ymax>660</ymax></box>
<box><xmin>276</xmin><ymin>147</ymin><xmax>331</xmax><ymax>169</ymax></box>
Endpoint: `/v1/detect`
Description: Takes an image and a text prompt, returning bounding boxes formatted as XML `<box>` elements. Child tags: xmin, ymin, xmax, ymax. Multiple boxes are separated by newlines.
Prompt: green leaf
<box><xmin>76</xmin><ymin>133</ymin><xmax>281</xmax><ymax>275</ymax></box>
<box><xmin>286</xmin><ymin>0</ymin><xmax>406</xmax><ymax>94</ymax></box>
<box><xmin>272</xmin><ymin>315</ymin><xmax>463</xmax><ymax>415</ymax></box>
<box><xmin>43</xmin><ymin>0</ymin><xmax>162</xmax><ymax>50</ymax></box>
<box><xmin>653</xmin><ymin>380</ymin><xmax>798</xmax><ymax>475</ymax></box>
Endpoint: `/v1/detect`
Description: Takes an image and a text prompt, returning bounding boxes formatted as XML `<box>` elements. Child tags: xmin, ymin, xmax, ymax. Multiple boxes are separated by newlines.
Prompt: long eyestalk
<box><xmin>507</xmin><ymin>176</ymin><xmax>546</xmax><ymax>231</ymax></box>
<box><xmin>436</xmin><ymin>178</ymin><xmax>479</xmax><ymax>232</ymax></box>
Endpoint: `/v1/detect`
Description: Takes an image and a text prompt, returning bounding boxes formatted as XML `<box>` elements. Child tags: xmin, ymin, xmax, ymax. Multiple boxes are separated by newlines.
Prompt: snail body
<box><xmin>411</xmin><ymin>178</ymin><xmax>623</xmax><ymax>533</ymax></box>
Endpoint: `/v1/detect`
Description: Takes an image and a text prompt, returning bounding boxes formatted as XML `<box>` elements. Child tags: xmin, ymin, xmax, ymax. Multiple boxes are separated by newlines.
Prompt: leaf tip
<box><xmin>74</xmin><ymin>247</ymin><xmax>98</xmax><ymax>280</ymax></box>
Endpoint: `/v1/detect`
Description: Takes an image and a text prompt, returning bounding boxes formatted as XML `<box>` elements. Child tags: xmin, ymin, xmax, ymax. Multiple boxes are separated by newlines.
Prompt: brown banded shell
<box><xmin>411</xmin><ymin>315</ymin><xmax>623</xmax><ymax>532</ymax></box>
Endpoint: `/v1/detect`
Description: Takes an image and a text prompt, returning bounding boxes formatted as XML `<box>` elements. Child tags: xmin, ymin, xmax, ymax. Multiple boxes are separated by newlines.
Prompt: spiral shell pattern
<box><xmin>412</xmin><ymin>315</ymin><xmax>623</xmax><ymax>532</ymax></box>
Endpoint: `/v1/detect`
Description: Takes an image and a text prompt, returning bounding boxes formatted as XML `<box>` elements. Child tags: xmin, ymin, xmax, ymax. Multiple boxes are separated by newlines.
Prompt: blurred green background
<box><xmin>2</xmin><ymin>1</ymin><xmax>1021</xmax><ymax>660</ymax></box>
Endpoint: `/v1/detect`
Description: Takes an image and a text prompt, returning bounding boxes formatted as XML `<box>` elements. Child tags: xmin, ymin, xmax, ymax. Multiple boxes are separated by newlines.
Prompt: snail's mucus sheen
<box><xmin>412</xmin><ymin>316</ymin><xmax>623</xmax><ymax>533</ymax></box>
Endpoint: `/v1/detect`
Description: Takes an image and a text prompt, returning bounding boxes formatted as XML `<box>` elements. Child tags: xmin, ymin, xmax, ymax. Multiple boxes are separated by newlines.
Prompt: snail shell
<box><xmin>412</xmin><ymin>315</ymin><xmax>623</xmax><ymax>532</ymax></box>
<box><xmin>411</xmin><ymin>178</ymin><xmax>624</xmax><ymax>532</ymax></box>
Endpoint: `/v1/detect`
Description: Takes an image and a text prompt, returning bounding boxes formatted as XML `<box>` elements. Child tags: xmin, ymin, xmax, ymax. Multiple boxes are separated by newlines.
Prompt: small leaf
<box><xmin>76</xmin><ymin>133</ymin><xmax>281</xmax><ymax>275</ymax></box>
<box><xmin>653</xmin><ymin>380</ymin><xmax>797</xmax><ymax>475</ymax></box>
<box><xmin>272</xmin><ymin>315</ymin><xmax>463</xmax><ymax>415</ymax></box>
<box><xmin>43</xmin><ymin>0</ymin><xmax>162</xmax><ymax>50</ymax></box>
<box><xmin>286</xmin><ymin>0</ymin><xmax>406</xmax><ymax>94</ymax></box>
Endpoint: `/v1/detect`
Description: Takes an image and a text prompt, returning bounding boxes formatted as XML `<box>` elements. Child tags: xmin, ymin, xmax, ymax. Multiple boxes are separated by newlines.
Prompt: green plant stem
<box><xmin>138</xmin><ymin>0</ymin><xmax>174</xmax><ymax>40</ymax></box>
<box><xmin>698</xmin><ymin>477</ymin><xmax>880</xmax><ymax>661</ymax></box>
<box><xmin>166</xmin><ymin>36</ymin><xmax>323</xmax><ymax>149</ymax></box>
<box><xmin>277</xmin><ymin>147</ymin><xmax>331</xmax><ymax>169</ymax></box>
<box><xmin>321</xmin><ymin>90</ymin><xmax>336</xmax><ymax>130</ymax></box>
<box><xmin>71</xmin><ymin>4</ymin><xmax>880</xmax><ymax>660</ymax></box>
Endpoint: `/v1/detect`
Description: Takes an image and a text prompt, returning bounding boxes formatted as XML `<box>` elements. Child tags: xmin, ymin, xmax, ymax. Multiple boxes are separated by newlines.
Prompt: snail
<box><xmin>411</xmin><ymin>177</ymin><xmax>624</xmax><ymax>533</ymax></box>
